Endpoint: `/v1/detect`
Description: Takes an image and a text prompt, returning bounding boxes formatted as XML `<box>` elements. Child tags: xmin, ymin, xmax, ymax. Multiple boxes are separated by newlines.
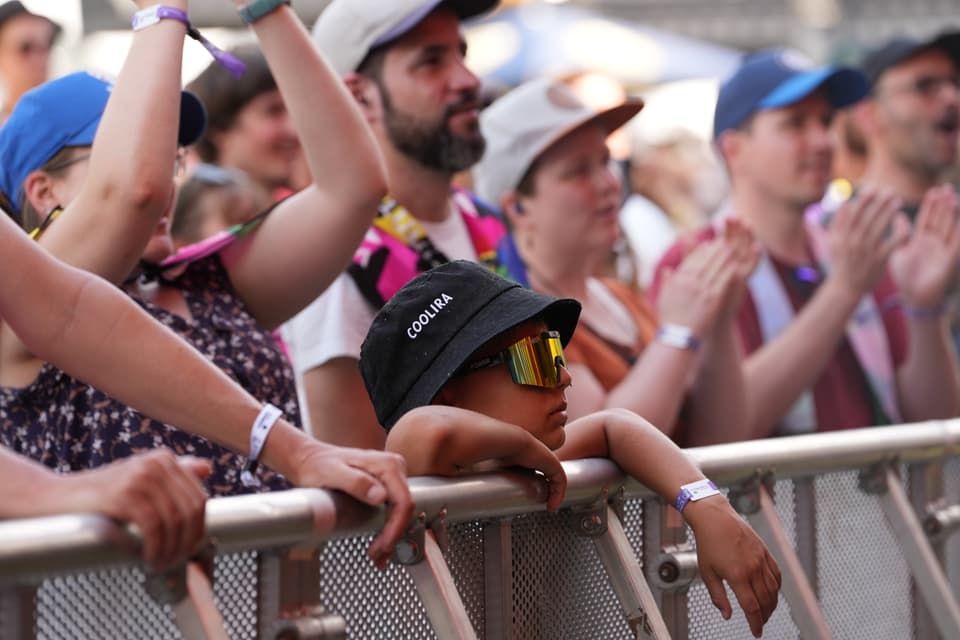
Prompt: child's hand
<box><xmin>501</xmin><ymin>439</ymin><xmax>567</xmax><ymax>512</ymax></box>
<box><xmin>685</xmin><ymin>497</ymin><xmax>781</xmax><ymax>638</ymax></box>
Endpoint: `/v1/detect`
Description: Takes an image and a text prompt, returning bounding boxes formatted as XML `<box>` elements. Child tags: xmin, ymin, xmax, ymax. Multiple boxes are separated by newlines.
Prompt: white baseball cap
<box><xmin>312</xmin><ymin>0</ymin><xmax>499</xmax><ymax>76</ymax></box>
<box><xmin>473</xmin><ymin>78</ymin><xmax>644</xmax><ymax>206</ymax></box>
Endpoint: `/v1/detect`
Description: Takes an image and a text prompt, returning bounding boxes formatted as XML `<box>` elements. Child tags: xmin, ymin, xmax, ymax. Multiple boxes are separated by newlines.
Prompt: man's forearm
<box><xmin>896</xmin><ymin>316</ymin><xmax>960</xmax><ymax>420</ymax></box>
<box><xmin>744</xmin><ymin>278</ymin><xmax>860</xmax><ymax>436</ymax></box>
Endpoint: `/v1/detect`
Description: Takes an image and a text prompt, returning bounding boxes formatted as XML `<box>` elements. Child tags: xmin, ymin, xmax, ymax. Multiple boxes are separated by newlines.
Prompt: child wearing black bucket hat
<box><xmin>360</xmin><ymin>260</ymin><xmax>782</xmax><ymax>638</ymax></box>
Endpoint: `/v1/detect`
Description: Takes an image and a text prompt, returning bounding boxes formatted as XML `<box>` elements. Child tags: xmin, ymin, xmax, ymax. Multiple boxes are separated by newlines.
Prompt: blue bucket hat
<box><xmin>0</xmin><ymin>71</ymin><xmax>207</xmax><ymax>216</ymax></box>
<box><xmin>713</xmin><ymin>48</ymin><xmax>870</xmax><ymax>139</ymax></box>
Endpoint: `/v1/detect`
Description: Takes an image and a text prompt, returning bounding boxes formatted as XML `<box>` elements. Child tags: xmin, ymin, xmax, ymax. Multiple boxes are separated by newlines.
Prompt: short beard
<box><xmin>381</xmin><ymin>89</ymin><xmax>486</xmax><ymax>174</ymax></box>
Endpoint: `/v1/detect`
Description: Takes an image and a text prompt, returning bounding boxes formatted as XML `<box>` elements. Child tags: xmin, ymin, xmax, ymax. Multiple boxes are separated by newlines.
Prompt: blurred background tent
<box><xmin>464</xmin><ymin>3</ymin><xmax>742</xmax><ymax>90</ymax></box>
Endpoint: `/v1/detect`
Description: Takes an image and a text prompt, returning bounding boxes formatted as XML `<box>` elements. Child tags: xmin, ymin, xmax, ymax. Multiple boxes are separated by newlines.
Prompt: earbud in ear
<box><xmin>515</xmin><ymin>201</ymin><xmax>525</xmax><ymax>214</ymax></box>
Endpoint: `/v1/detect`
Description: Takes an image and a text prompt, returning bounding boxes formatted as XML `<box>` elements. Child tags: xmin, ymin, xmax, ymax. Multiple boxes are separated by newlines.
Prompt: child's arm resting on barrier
<box><xmin>557</xmin><ymin>408</ymin><xmax>781</xmax><ymax>638</ymax></box>
<box><xmin>386</xmin><ymin>406</ymin><xmax>567</xmax><ymax>511</ymax></box>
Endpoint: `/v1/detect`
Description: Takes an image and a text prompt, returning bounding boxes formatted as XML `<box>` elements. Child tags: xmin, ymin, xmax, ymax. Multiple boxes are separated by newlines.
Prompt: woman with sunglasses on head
<box><xmin>360</xmin><ymin>260</ymin><xmax>781</xmax><ymax>639</ymax></box>
<box><xmin>0</xmin><ymin>0</ymin><xmax>407</xmax><ymax>553</ymax></box>
<box><xmin>473</xmin><ymin>79</ymin><xmax>758</xmax><ymax>446</ymax></box>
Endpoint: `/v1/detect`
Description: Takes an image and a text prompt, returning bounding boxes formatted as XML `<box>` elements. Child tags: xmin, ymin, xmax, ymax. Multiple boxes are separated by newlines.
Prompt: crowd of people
<box><xmin>3</xmin><ymin>0</ymin><xmax>960</xmax><ymax>635</ymax></box>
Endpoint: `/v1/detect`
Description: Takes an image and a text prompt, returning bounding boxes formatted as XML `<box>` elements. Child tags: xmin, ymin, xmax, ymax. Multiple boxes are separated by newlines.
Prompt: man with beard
<box><xmin>653</xmin><ymin>49</ymin><xmax>960</xmax><ymax>439</ymax></box>
<box><xmin>282</xmin><ymin>0</ymin><xmax>507</xmax><ymax>448</ymax></box>
<box><xmin>847</xmin><ymin>34</ymin><xmax>960</xmax><ymax>354</ymax></box>
<box><xmin>853</xmin><ymin>33</ymin><xmax>960</xmax><ymax>216</ymax></box>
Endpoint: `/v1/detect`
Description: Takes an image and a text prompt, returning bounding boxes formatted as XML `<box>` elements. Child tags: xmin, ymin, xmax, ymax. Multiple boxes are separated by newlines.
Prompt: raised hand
<box><xmin>889</xmin><ymin>184</ymin><xmax>960</xmax><ymax>311</ymax></box>
<box><xmin>656</xmin><ymin>238</ymin><xmax>738</xmax><ymax>336</ymax></box>
<box><xmin>827</xmin><ymin>188</ymin><xmax>909</xmax><ymax>299</ymax></box>
<box><xmin>684</xmin><ymin>497</ymin><xmax>781</xmax><ymax>638</ymax></box>
<box><xmin>717</xmin><ymin>217</ymin><xmax>760</xmax><ymax>321</ymax></box>
<box><xmin>286</xmin><ymin>442</ymin><xmax>414</xmax><ymax>570</ymax></box>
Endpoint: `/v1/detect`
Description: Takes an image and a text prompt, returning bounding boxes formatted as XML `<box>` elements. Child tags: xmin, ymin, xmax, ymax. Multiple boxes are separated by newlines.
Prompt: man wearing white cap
<box><xmin>283</xmin><ymin>0</ymin><xmax>506</xmax><ymax>448</ymax></box>
<box><xmin>656</xmin><ymin>49</ymin><xmax>960</xmax><ymax>439</ymax></box>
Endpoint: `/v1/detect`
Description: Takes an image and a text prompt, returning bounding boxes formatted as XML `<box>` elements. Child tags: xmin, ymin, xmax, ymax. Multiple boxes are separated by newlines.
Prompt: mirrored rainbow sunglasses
<box><xmin>459</xmin><ymin>330</ymin><xmax>567</xmax><ymax>388</ymax></box>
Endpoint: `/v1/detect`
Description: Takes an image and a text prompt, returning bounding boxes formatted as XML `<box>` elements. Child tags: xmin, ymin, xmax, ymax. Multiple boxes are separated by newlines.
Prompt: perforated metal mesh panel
<box><xmin>36</xmin><ymin>569</ymin><xmax>179</xmax><ymax>639</ymax></box>
<box><xmin>510</xmin><ymin>511</ymin><xmax>631</xmax><ymax>639</ymax></box>
<box><xmin>27</xmin><ymin>552</ymin><xmax>260</xmax><ymax>640</ymax></box>
<box><xmin>621</xmin><ymin>499</ymin><xmax>645</xmax><ymax>567</ymax></box>
<box><xmin>815</xmin><ymin>469</ymin><xmax>914</xmax><ymax>640</ymax></box>
<box><xmin>320</xmin><ymin>535</ymin><xmax>438</xmax><ymax>639</ymax></box>
<box><xmin>445</xmin><ymin>521</ymin><xmax>487</xmax><ymax>636</ymax></box>
<box><xmin>212</xmin><ymin>552</ymin><xmax>258</xmax><ymax>639</ymax></box>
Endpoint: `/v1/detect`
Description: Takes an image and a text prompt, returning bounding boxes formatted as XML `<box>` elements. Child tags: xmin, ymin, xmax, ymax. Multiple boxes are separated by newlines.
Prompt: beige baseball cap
<box><xmin>312</xmin><ymin>0</ymin><xmax>499</xmax><ymax>76</ymax></box>
<box><xmin>473</xmin><ymin>78</ymin><xmax>644</xmax><ymax>206</ymax></box>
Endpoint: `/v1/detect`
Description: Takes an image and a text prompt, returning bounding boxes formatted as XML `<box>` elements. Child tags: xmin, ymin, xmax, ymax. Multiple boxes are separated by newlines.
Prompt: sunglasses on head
<box><xmin>459</xmin><ymin>330</ymin><xmax>567</xmax><ymax>388</ymax></box>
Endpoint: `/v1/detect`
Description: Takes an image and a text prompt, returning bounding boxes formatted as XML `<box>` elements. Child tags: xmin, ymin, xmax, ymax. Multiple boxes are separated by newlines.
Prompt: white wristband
<box><xmin>674</xmin><ymin>479</ymin><xmax>720</xmax><ymax>512</ymax></box>
<box><xmin>240</xmin><ymin>403</ymin><xmax>283</xmax><ymax>488</ymax></box>
<box><xmin>656</xmin><ymin>323</ymin><xmax>701</xmax><ymax>352</ymax></box>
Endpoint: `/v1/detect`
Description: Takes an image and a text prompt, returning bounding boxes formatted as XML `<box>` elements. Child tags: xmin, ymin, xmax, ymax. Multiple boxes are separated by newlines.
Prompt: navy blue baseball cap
<box><xmin>713</xmin><ymin>48</ymin><xmax>870</xmax><ymax>139</ymax></box>
<box><xmin>0</xmin><ymin>71</ymin><xmax>207</xmax><ymax>216</ymax></box>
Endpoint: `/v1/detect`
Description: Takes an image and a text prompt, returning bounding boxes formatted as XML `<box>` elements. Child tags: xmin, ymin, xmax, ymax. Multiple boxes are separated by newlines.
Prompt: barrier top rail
<box><xmin>2</xmin><ymin>419</ymin><xmax>959</xmax><ymax>582</ymax></box>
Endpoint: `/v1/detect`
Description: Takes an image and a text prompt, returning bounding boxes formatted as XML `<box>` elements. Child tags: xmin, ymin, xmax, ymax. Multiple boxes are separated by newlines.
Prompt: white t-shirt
<box><xmin>282</xmin><ymin>211</ymin><xmax>479</xmax><ymax>428</ymax></box>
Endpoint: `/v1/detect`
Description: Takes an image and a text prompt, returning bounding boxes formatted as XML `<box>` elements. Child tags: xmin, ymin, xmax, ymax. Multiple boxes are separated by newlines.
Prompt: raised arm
<box><xmin>558</xmin><ymin>408</ymin><xmax>780</xmax><ymax>638</ymax></box>
<box><xmin>743</xmin><ymin>190</ymin><xmax>908</xmax><ymax>438</ymax></box>
<box><xmin>387</xmin><ymin>405</ymin><xmax>567</xmax><ymax>511</ymax></box>
<box><xmin>0</xmin><ymin>0</ymin><xmax>189</xmax><ymax>384</ymax></box>
<box><xmin>220</xmin><ymin>3</ymin><xmax>387</xmax><ymax>329</ymax></box>
<box><xmin>35</xmin><ymin>0</ymin><xmax>186</xmax><ymax>282</ymax></box>
<box><xmin>889</xmin><ymin>184</ymin><xmax>960</xmax><ymax>420</ymax></box>
<box><xmin>0</xmin><ymin>213</ymin><xmax>412</xmax><ymax>568</ymax></box>
<box><xmin>682</xmin><ymin>219</ymin><xmax>757</xmax><ymax>445</ymax></box>
<box><xmin>569</xmin><ymin>231</ymin><xmax>752</xmax><ymax>442</ymax></box>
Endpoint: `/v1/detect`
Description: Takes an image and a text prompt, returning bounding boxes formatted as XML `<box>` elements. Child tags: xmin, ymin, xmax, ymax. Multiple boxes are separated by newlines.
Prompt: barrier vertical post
<box><xmin>592</xmin><ymin>505</ymin><xmax>671</xmax><ymax>639</ymax></box>
<box><xmin>736</xmin><ymin>476</ymin><xmax>832</xmax><ymax>639</ymax></box>
<box><xmin>643</xmin><ymin>500</ymin><xmax>689</xmax><ymax>638</ymax></box>
<box><xmin>870</xmin><ymin>464</ymin><xmax>960</xmax><ymax>637</ymax></box>
<box><xmin>483</xmin><ymin>518</ymin><xmax>514</xmax><ymax>640</ymax></box>
<box><xmin>401</xmin><ymin>525</ymin><xmax>479</xmax><ymax>640</ymax></box>
<box><xmin>0</xmin><ymin>585</ymin><xmax>35</xmax><ymax>640</ymax></box>
<box><xmin>908</xmin><ymin>462</ymin><xmax>945</xmax><ymax>640</ymax></box>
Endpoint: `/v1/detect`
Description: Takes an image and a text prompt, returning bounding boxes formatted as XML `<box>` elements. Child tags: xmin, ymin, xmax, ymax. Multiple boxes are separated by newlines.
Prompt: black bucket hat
<box><xmin>360</xmin><ymin>260</ymin><xmax>581</xmax><ymax>430</ymax></box>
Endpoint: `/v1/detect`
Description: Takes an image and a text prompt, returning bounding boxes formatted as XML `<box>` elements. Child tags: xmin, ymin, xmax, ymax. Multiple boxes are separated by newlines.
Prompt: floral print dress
<box><xmin>0</xmin><ymin>256</ymin><xmax>300</xmax><ymax>495</ymax></box>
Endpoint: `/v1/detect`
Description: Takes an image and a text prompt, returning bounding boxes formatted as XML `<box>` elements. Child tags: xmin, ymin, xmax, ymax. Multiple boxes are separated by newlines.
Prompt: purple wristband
<box><xmin>132</xmin><ymin>6</ymin><xmax>247</xmax><ymax>79</ymax></box>
<box><xmin>674</xmin><ymin>479</ymin><xmax>720</xmax><ymax>513</ymax></box>
<box><xmin>903</xmin><ymin>303</ymin><xmax>946</xmax><ymax>320</ymax></box>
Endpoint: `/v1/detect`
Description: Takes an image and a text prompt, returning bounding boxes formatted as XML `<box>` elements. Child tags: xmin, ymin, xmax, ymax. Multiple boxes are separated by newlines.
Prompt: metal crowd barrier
<box><xmin>3</xmin><ymin>420</ymin><xmax>960</xmax><ymax>639</ymax></box>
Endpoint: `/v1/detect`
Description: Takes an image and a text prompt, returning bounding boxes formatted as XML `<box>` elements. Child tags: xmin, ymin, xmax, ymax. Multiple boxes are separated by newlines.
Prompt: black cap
<box><xmin>359</xmin><ymin>260</ymin><xmax>581</xmax><ymax>430</ymax></box>
<box><xmin>861</xmin><ymin>32</ymin><xmax>960</xmax><ymax>86</ymax></box>
<box><xmin>0</xmin><ymin>2</ymin><xmax>61</xmax><ymax>39</ymax></box>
